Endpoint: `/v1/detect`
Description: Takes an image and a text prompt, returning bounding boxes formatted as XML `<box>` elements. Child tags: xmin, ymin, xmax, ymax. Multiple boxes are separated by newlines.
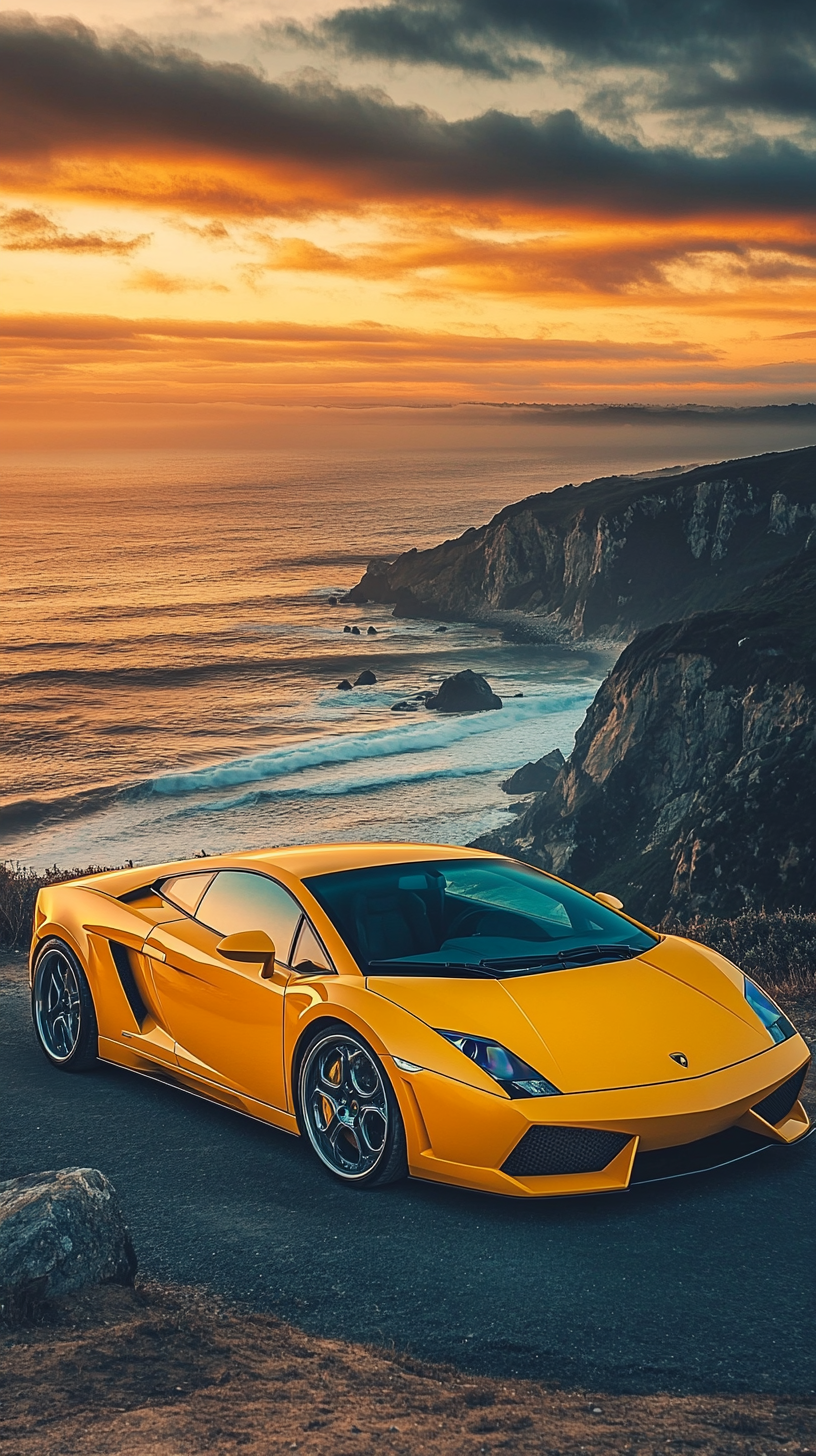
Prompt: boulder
<box><xmin>351</xmin><ymin>625</ymin><xmax>361</xmax><ymax>635</ymax></box>
<box><xmin>425</xmin><ymin>670</ymin><xmax>502</xmax><ymax>713</ymax></box>
<box><xmin>501</xmin><ymin>748</ymin><xmax>565</xmax><ymax>795</ymax></box>
<box><xmin>328</xmin><ymin>596</ymin><xmax>338</xmax><ymax>606</ymax></box>
<box><xmin>343</xmin><ymin>625</ymin><xmax>352</xmax><ymax>634</ymax></box>
<box><xmin>337</xmin><ymin>679</ymin><xmax>353</xmax><ymax>691</ymax></box>
<box><xmin>367</xmin><ymin>626</ymin><xmax>378</xmax><ymax>635</ymax></box>
<box><xmin>391</xmin><ymin>700</ymin><xmax>419</xmax><ymax>713</ymax></box>
<box><xmin>0</xmin><ymin>1168</ymin><xmax>136</xmax><ymax>1321</ymax></box>
<box><xmin>434</xmin><ymin>625</ymin><xmax>448</xmax><ymax>633</ymax></box>
<box><xmin>354</xmin><ymin>670</ymin><xmax>377</xmax><ymax>685</ymax></box>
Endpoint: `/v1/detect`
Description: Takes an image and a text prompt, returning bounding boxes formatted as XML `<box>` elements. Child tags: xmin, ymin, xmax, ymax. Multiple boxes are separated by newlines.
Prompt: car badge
<box><xmin>670</xmin><ymin>1052</ymin><xmax>689</xmax><ymax>1068</ymax></box>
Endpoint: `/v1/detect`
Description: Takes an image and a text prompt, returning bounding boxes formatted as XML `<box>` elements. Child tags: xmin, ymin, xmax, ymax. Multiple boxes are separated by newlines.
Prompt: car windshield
<box><xmin>302</xmin><ymin>858</ymin><xmax>657</xmax><ymax>977</ymax></box>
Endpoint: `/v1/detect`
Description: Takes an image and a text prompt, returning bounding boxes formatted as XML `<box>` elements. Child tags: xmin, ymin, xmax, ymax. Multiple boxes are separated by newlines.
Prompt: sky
<box><xmin>3</xmin><ymin>0</ymin><xmax>816</xmax><ymax>447</ymax></box>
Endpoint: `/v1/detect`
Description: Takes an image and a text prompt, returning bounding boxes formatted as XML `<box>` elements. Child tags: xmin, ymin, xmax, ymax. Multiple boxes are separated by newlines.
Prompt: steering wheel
<box><xmin>444</xmin><ymin>908</ymin><xmax>485</xmax><ymax>939</ymax></box>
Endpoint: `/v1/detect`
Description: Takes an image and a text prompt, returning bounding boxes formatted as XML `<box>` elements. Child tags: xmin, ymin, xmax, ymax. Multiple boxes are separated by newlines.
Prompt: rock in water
<box><xmin>343</xmin><ymin>624</ymin><xmax>352</xmax><ymax>633</ymax></box>
<box><xmin>501</xmin><ymin>748</ymin><xmax>565</xmax><ymax>794</ymax></box>
<box><xmin>351</xmin><ymin>625</ymin><xmax>361</xmax><ymax>635</ymax></box>
<box><xmin>337</xmin><ymin>679</ymin><xmax>353</xmax><ymax>691</ymax></box>
<box><xmin>367</xmin><ymin>626</ymin><xmax>378</xmax><ymax>635</ymax></box>
<box><xmin>354</xmin><ymin>669</ymin><xmax>377</xmax><ymax>685</ymax></box>
<box><xmin>327</xmin><ymin>596</ymin><xmax>338</xmax><ymax>606</ymax></box>
<box><xmin>425</xmin><ymin>670</ymin><xmax>502</xmax><ymax>713</ymax></box>
<box><xmin>0</xmin><ymin>1168</ymin><xmax>136</xmax><ymax>1320</ymax></box>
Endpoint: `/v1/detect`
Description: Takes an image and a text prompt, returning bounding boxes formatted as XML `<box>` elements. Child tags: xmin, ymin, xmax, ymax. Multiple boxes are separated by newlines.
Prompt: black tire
<box><xmin>31</xmin><ymin>937</ymin><xmax>99</xmax><ymax>1072</ymax></box>
<box><xmin>296</xmin><ymin>1022</ymin><xmax>407</xmax><ymax>1188</ymax></box>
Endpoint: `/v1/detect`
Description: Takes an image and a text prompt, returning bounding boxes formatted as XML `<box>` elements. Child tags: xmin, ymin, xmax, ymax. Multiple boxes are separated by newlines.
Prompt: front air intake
<box><xmin>752</xmin><ymin>1063</ymin><xmax>809</xmax><ymax>1127</ymax></box>
<box><xmin>502</xmin><ymin>1126</ymin><xmax>632</xmax><ymax>1178</ymax></box>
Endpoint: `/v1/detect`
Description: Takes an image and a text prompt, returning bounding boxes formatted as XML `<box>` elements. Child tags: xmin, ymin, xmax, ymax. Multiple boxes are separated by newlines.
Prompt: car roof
<box><xmin>73</xmin><ymin>842</ymin><xmax>499</xmax><ymax>897</ymax></box>
<box><xmin>240</xmin><ymin>842</ymin><xmax>497</xmax><ymax>880</ymax></box>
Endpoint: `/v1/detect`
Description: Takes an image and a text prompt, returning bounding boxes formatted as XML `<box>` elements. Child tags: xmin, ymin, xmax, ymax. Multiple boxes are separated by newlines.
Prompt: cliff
<box><xmin>345</xmin><ymin>446</ymin><xmax>816</xmax><ymax>642</ymax></box>
<box><xmin>473</xmin><ymin>550</ymin><xmax>816</xmax><ymax>924</ymax></box>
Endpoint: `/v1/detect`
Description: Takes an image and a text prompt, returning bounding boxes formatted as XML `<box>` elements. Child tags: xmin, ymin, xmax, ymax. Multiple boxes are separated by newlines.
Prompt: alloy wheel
<box><xmin>300</xmin><ymin>1032</ymin><xmax>390</xmax><ymax>1180</ymax></box>
<box><xmin>34</xmin><ymin>948</ymin><xmax>82</xmax><ymax>1062</ymax></box>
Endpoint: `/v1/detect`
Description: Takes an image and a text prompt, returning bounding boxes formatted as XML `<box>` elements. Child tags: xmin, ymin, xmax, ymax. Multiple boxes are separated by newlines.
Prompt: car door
<box><xmin>145</xmin><ymin>869</ymin><xmax>304</xmax><ymax>1109</ymax></box>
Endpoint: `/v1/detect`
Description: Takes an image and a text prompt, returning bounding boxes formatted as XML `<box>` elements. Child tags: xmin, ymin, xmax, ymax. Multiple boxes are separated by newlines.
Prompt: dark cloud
<box><xmin>0</xmin><ymin>205</ymin><xmax>149</xmax><ymax>253</ymax></box>
<box><xmin>3</xmin><ymin>16</ymin><xmax>816</xmax><ymax>215</ymax></box>
<box><xmin>282</xmin><ymin>0</ymin><xmax>816</xmax><ymax>119</ymax></box>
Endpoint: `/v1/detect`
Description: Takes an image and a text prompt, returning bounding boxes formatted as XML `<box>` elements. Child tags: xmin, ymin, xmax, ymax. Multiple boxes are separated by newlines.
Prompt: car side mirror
<box><xmin>594</xmin><ymin>891</ymin><xmax>624</xmax><ymax>911</ymax></box>
<box><xmin>217</xmin><ymin>930</ymin><xmax>276</xmax><ymax>978</ymax></box>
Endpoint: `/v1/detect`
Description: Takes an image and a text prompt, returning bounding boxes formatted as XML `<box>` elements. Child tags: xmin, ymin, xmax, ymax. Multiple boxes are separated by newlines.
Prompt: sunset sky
<box><xmin>3</xmin><ymin>0</ymin><xmax>816</xmax><ymax>446</ymax></box>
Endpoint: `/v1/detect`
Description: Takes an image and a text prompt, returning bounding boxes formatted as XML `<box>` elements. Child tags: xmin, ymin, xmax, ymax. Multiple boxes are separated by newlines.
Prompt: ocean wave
<box><xmin>172</xmin><ymin>757</ymin><xmax>522</xmax><ymax>816</ymax></box>
<box><xmin>146</xmin><ymin>691</ymin><xmax>592</xmax><ymax>799</ymax></box>
<box><xmin>0</xmin><ymin>783</ymin><xmax>125</xmax><ymax>836</ymax></box>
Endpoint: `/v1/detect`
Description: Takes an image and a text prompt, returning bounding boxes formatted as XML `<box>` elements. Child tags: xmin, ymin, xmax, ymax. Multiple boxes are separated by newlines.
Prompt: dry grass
<box><xmin>1</xmin><ymin>1283</ymin><xmax>815</xmax><ymax>1456</ymax></box>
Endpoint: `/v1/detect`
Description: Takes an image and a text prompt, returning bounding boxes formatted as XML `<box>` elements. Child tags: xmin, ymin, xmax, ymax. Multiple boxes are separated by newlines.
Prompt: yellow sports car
<box><xmin>30</xmin><ymin>843</ymin><xmax>811</xmax><ymax>1197</ymax></box>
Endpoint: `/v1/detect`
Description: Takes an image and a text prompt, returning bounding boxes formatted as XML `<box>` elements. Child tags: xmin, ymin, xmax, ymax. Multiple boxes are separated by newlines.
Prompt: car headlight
<box><xmin>743</xmin><ymin>977</ymin><xmax>795</xmax><ymax>1044</ymax></box>
<box><xmin>436</xmin><ymin>1030</ymin><xmax>561</xmax><ymax>1098</ymax></box>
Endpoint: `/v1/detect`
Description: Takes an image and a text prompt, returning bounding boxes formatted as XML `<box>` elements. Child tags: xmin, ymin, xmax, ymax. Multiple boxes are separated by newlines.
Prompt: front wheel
<box><xmin>297</xmin><ymin>1025</ymin><xmax>407</xmax><ymax>1187</ymax></box>
<box><xmin>32</xmin><ymin>938</ymin><xmax>99</xmax><ymax>1071</ymax></box>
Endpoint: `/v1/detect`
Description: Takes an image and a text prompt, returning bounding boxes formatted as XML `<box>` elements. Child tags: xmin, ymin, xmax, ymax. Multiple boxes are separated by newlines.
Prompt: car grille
<box><xmin>752</xmin><ymin>1063</ymin><xmax>810</xmax><ymax>1127</ymax></box>
<box><xmin>502</xmin><ymin>1126</ymin><xmax>632</xmax><ymax>1178</ymax></box>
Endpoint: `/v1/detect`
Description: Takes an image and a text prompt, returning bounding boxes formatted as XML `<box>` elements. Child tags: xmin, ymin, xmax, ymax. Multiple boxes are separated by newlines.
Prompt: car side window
<box><xmin>159</xmin><ymin>871</ymin><xmax>216</xmax><ymax>915</ymax></box>
<box><xmin>291</xmin><ymin>918</ymin><xmax>334</xmax><ymax>974</ymax></box>
<box><xmin>196</xmin><ymin>871</ymin><xmax>303</xmax><ymax>965</ymax></box>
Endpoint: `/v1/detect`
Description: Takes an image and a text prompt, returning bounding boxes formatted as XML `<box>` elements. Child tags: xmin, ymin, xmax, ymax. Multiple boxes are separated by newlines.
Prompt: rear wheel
<box><xmin>32</xmin><ymin>938</ymin><xmax>98</xmax><ymax>1072</ymax></box>
<box><xmin>297</xmin><ymin>1024</ymin><xmax>407</xmax><ymax>1187</ymax></box>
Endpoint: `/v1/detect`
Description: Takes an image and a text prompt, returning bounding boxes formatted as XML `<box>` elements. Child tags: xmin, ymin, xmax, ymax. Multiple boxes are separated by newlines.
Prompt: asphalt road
<box><xmin>3</xmin><ymin>952</ymin><xmax>815</xmax><ymax>1395</ymax></box>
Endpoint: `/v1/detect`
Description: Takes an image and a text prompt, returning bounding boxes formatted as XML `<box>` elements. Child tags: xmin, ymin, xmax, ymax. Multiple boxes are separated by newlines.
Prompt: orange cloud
<box><xmin>0</xmin><ymin>206</ymin><xmax>149</xmax><ymax>254</ymax></box>
<box><xmin>125</xmin><ymin>268</ymin><xmax>229</xmax><ymax>293</ymax></box>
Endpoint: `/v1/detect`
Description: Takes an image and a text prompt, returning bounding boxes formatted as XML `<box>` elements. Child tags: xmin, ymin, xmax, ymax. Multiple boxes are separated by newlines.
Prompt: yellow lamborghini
<box><xmin>29</xmin><ymin>843</ymin><xmax>811</xmax><ymax>1197</ymax></box>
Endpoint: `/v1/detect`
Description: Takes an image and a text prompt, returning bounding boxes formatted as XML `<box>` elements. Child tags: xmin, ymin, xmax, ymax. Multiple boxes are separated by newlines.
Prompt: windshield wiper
<box><xmin>367</xmin><ymin>959</ymin><xmax>498</xmax><ymax>979</ymax></box>
<box><xmin>480</xmin><ymin>944</ymin><xmax>645</xmax><ymax>973</ymax></box>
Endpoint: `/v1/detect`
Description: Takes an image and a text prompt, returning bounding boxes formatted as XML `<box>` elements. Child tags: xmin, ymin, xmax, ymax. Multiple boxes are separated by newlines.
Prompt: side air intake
<box><xmin>108</xmin><ymin>940</ymin><xmax>148</xmax><ymax>1028</ymax></box>
<box><xmin>502</xmin><ymin>1126</ymin><xmax>632</xmax><ymax>1178</ymax></box>
<box><xmin>752</xmin><ymin>1064</ymin><xmax>809</xmax><ymax>1127</ymax></box>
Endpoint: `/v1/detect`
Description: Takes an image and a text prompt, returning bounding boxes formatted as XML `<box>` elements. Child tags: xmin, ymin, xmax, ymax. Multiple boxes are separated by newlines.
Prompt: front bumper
<box><xmin>388</xmin><ymin>1034</ymin><xmax>812</xmax><ymax>1198</ymax></box>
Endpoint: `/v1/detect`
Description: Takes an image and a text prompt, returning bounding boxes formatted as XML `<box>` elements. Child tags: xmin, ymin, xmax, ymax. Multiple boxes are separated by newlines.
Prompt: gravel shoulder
<box><xmin>2</xmin><ymin>1282</ymin><xmax>815</xmax><ymax>1456</ymax></box>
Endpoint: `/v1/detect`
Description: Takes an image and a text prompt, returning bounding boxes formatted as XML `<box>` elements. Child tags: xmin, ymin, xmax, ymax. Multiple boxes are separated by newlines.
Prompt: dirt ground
<box><xmin>1</xmin><ymin>1282</ymin><xmax>815</xmax><ymax>1456</ymax></box>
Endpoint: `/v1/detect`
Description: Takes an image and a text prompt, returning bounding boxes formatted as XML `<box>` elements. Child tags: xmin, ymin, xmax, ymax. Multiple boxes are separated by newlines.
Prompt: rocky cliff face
<box><xmin>474</xmin><ymin>551</ymin><xmax>816</xmax><ymax>923</ymax></box>
<box><xmin>346</xmin><ymin>446</ymin><xmax>816</xmax><ymax>642</ymax></box>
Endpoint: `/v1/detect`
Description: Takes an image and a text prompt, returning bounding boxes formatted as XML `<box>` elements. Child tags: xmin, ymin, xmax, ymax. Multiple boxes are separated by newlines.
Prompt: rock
<box><xmin>337</xmin><ymin>679</ymin><xmax>353</xmax><ymax>691</ymax></box>
<box><xmin>391</xmin><ymin>700</ymin><xmax>419</xmax><ymax>712</ymax></box>
<box><xmin>512</xmin><ymin>692</ymin><xmax>524</xmax><ymax>698</ymax></box>
<box><xmin>0</xmin><ymin>1168</ymin><xmax>136</xmax><ymax>1321</ymax></box>
<box><xmin>425</xmin><ymin>669</ymin><xmax>502</xmax><ymax>713</ymax></box>
<box><xmin>351</xmin><ymin>625</ymin><xmax>361</xmax><ymax>635</ymax></box>
<box><xmin>501</xmin><ymin>748</ymin><xmax>565</xmax><ymax>795</ymax></box>
<box><xmin>341</xmin><ymin>445</ymin><xmax>816</xmax><ymax>643</ymax></box>
<box><xmin>367</xmin><ymin>626</ymin><xmax>378</xmax><ymax>635</ymax></box>
<box><xmin>354</xmin><ymin>670</ymin><xmax>377</xmax><ymax>685</ymax></box>
<box><xmin>434</xmin><ymin>625</ymin><xmax>448</xmax><ymax>632</ymax></box>
<box><xmin>328</xmin><ymin>596</ymin><xmax>338</xmax><ymax>606</ymax></box>
<box><xmin>473</xmin><ymin>550</ymin><xmax>816</xmax><ymax>924</ymax></box>
<box><xmin>343</xmin><ymin>625</ymin><xmax>352</xmax><ymax>634</ymax></box>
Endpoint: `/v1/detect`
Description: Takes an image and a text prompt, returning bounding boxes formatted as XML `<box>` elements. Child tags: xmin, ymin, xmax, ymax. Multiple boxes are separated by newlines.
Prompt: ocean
<box><xmin>2</xmin><ymin>426</ymin><xmax>812</xmax><ymax>872</ymax></box>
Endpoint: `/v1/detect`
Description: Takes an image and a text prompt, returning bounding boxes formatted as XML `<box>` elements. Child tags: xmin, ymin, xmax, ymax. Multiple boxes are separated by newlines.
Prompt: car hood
<box><xmin>368</xmin><ymin>936</ymin><xmax>770</xmax><ymax>1093</ymax></box>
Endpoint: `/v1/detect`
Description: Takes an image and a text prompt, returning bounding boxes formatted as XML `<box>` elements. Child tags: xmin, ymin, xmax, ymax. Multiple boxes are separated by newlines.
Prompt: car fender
<box><xmin>283</xmin><ymin>973</ymin><xmax>502</xmax><ymax>1113</ymax></box>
